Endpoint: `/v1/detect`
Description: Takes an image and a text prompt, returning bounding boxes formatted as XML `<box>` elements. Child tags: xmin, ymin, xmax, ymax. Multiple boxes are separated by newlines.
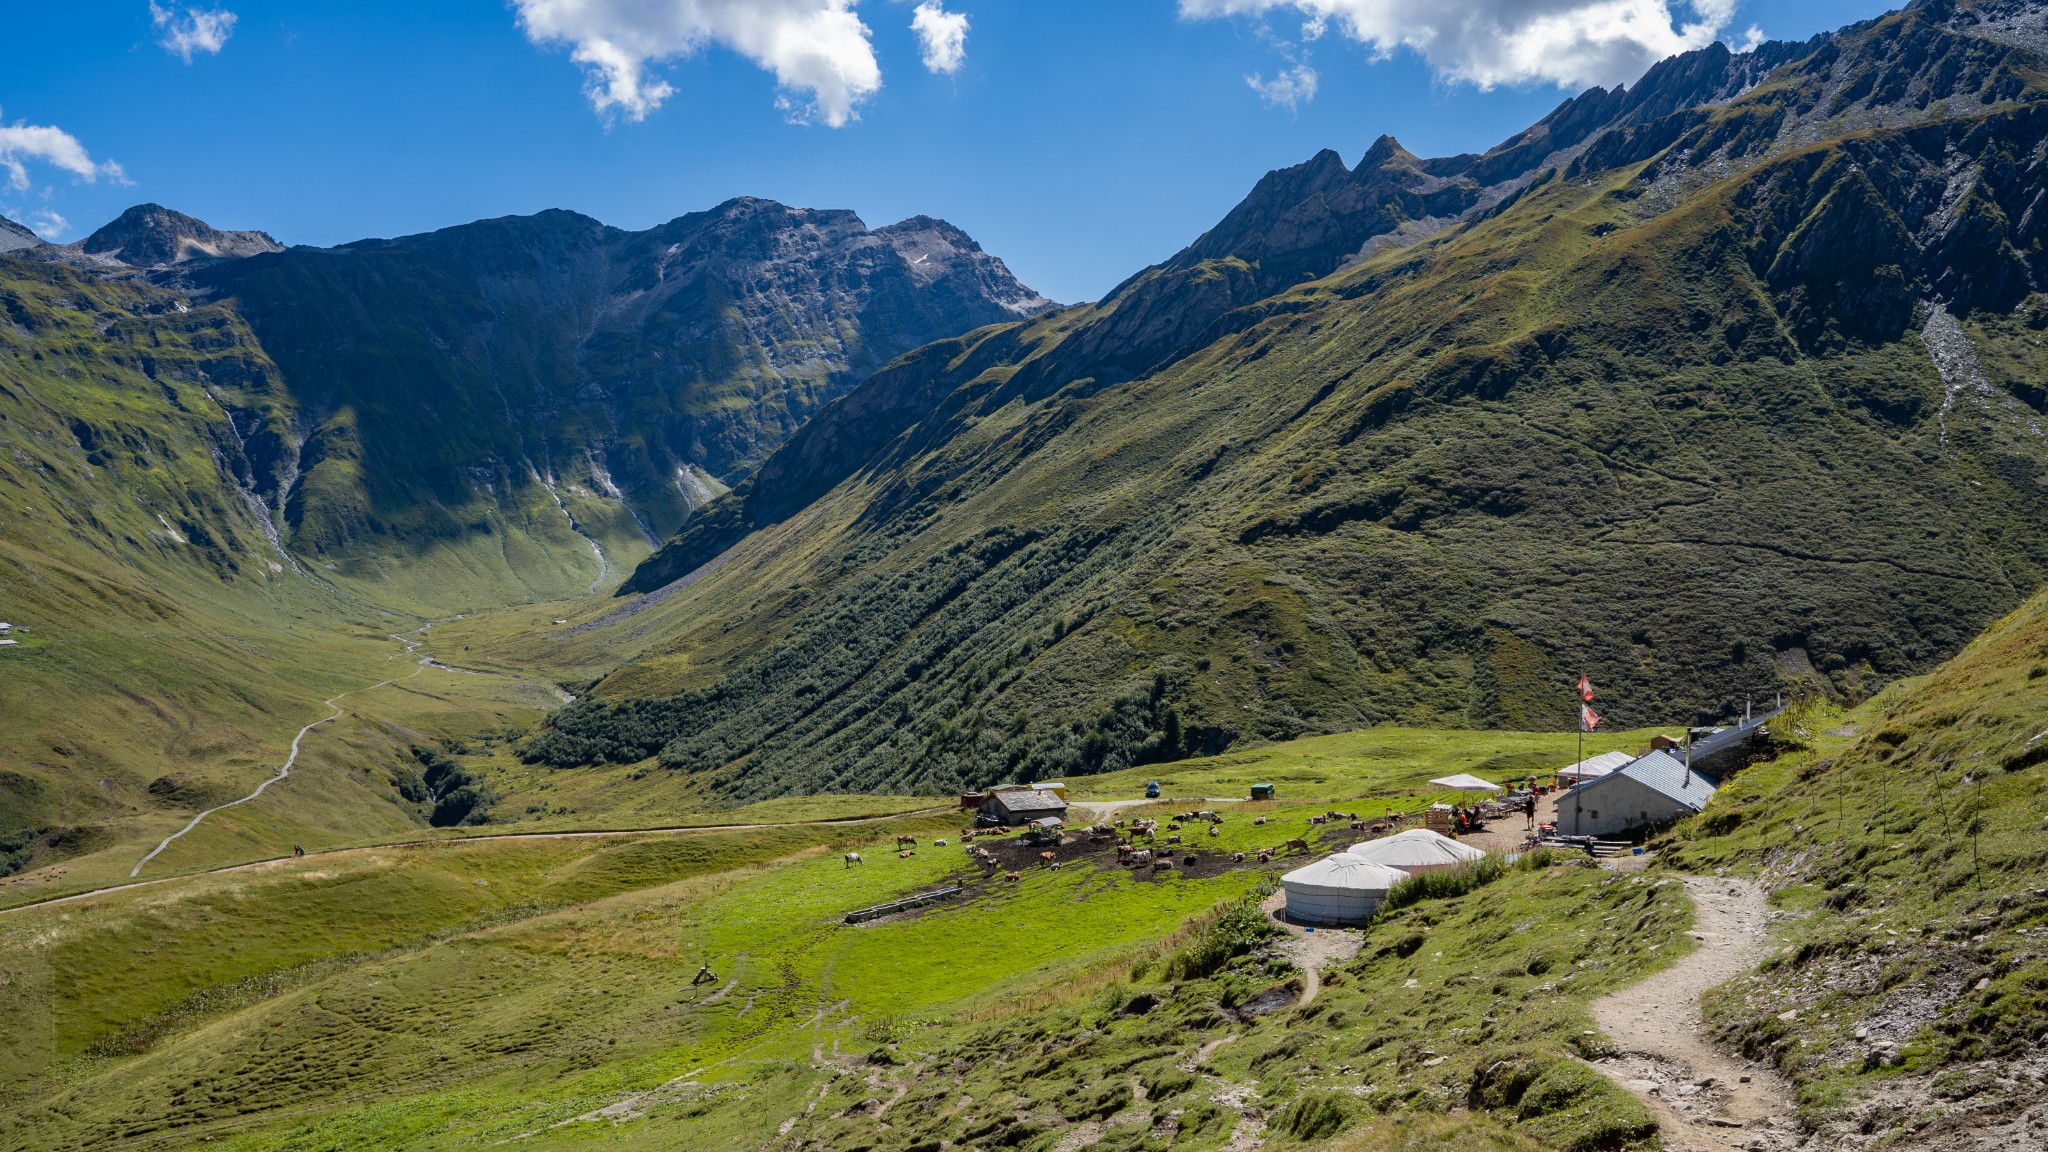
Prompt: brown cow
<box><xmin>899</xmin><ymin>849</ymin><xmax>916</xmax><ymax>858</ymax></box>
<box><xmin>1004</xmin><ymin>871</ymin><xmax>1021</xmax><ymax>883</ymax></box>
<box><xmin>1285</xmin><ymin>837</ymin><xmax>1309</xmax><ymax>855</ymax></box>
<box><xmin>896</xmin><ymin>835</ymin><xmax>918</xmax><ymax>848</ymax></box>
<box><xmin>1038</xmin><ymin>851</ymin><xmax>1056</xmax><ymax>866</ymax></box>
<box><xmin>1117</xmin><ymin>844</ymin><xmax>1134</xmax><ymax>860</ymax></box>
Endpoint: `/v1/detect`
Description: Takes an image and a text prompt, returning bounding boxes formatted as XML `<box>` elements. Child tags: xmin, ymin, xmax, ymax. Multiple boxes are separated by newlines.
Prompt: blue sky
<box><xmin>8</xmin><ymin>1</ymin><xmax>1893</xmax><ymax>302</ymax></box>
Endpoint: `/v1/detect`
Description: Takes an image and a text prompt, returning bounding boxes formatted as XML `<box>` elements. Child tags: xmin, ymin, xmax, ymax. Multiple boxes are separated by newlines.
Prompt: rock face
<box><xmin>80</xmin><ymin>203</ymin><xmax>283</xmax><ymax>266</ymax></box>
<box><xmin>178</xmin><ymin>196</ymin><xmax>1053</xmax><ymax>587</ymax></box>
<box><xmin>0</xmin><ymin>216</ymin><xmax>40</xmax><ymax>253</ymax></box>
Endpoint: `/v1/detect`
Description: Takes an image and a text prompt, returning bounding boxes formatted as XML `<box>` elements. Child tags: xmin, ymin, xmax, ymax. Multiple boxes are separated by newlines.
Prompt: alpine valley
<box><xmin>4</xmin><ymin>2</ymin><xmax>2048</xmax><ymax>1152</ymax></box>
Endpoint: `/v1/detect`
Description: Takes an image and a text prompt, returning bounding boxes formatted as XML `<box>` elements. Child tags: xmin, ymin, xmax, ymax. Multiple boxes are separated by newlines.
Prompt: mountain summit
<box><xmin>80</xmin><ymin>203</ymin><xmax>284</xmax><ymax>267</ymax></box>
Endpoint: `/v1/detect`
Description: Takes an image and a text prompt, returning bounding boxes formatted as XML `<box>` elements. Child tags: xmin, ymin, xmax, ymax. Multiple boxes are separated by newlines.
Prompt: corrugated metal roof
<box><xmin>1559</xmin><ymin>750</ymin><xmax>1633</xmax><ymax>779</ymax></box>
<box><xmin>1575</xmin><ymin>750</ymin><xmax>1717</xmax><ymax>811</ymax></box>
<box><xmin>993</xmin><ymin>789</ymin><xmax>1067</xmax><ymax>814</ymax></box>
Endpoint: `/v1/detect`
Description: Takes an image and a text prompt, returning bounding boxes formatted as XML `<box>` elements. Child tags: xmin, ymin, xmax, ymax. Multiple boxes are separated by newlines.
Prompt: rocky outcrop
<box><xmin>0</xmin><ymin>216</ymin><xmax>40</xmax><ymax>254</ymax></box>
<box><xmin>80</xmin><ymin>204</ymin><xmax>283</xmax><ymax>267</ymax></box>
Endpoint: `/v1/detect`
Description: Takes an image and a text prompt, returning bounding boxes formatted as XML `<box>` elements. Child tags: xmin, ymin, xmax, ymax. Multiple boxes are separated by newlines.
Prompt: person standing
<box><xmin>1523</xmin><ymin>793</ymin><xmax>1537</xmax><ymax>830</ymax></box>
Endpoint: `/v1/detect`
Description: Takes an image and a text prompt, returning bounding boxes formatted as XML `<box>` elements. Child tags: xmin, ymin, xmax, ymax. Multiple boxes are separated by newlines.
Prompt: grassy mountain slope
<box><xmin>1665</xmin><ymin>581</ymin><xmax>2048</xmax><ymax>1145</ymax></box>
<box><xmin>0</xmin><ymin>735</ymin><xmax>1683</xmax><ymax>1152</ymax></box>
<box><xmin>515</xmin><ymin>0</ymin><xmax>2048</xmax><ymax>799</ymax></box>
<box><xmin>0</xmin><ymin>255</ymin><xmax>438</xmax><ymax>880</ymax></box>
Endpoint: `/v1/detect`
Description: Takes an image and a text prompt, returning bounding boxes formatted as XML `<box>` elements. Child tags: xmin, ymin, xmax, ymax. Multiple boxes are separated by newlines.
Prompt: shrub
<box><xmin>1382</xmin><ymin>855</ymin><xmax>1508</xmax><ymax>911</ymax></box>
<box><xmin>1165</xmin><ymin>888</ymin><xmax>1278</xmax><ymax>980</ymax></box>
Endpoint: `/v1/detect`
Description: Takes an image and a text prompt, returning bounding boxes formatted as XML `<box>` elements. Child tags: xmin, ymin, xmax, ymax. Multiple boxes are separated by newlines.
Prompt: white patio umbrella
<box><xmin>1427</xmin><ymin>773</ymin><xmax>1502</xmax><ymax>792</ymax></box>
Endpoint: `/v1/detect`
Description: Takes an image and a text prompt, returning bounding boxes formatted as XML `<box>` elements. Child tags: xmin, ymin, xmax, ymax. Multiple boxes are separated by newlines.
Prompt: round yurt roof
<box><xmin>1280</xmin><ymin>854</ymin><xmax>1410</xmax><ymax>896</ymax></box>
<box><xmin>1346</xmin><ymin>828</ymin><xmax>1489</xmax><ymax>869</ymax></box>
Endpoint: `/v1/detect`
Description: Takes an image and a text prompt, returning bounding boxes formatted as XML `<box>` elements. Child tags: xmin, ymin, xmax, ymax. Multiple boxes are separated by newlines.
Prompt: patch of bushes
<box><xmin>1163</xmin><ymin>888</ymin><xmax>1278</xmax><ymax>980</ymax></box>
<box><xmin>1382</xmin><ymin>854</ymin><xmax>1508</xmax><ymax>911</ymax></box>
<box><xmin>409</xmin><ymin>744</ymin><xmax>496</xmax><ymax>827</ymax></box>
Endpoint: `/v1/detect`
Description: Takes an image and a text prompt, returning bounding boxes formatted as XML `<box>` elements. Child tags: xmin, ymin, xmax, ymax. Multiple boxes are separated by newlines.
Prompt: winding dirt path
<box><xmin>1257</xmin><ymin>889</ymin><xmax>1362</xmax><ymax>1008</ymax></box>
<box><xmin>127</xmin><ymin>633</ymin><xmax>430</xmax><ymax>877</ymax></box>
<box><xmin>1590</xmin><ymin>876</ymin><xmax>1802</xmax><ymax>1152</ymax></box>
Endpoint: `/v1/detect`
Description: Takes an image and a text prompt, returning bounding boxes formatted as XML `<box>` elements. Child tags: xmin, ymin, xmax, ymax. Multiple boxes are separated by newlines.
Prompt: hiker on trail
<box><xmin>1523</xmin><ymin>794</ymin><xmax>1537</xmax><ymax>830</ymax></box>
<box><xmin>692</xmin><ymin>963</ymin><xmax>717</xmax><ymax>986</ymax></box>
<box><xmin>293</xmin><ymin>844</ymin><xmax>305</xmax><ymax>857</ymax></box>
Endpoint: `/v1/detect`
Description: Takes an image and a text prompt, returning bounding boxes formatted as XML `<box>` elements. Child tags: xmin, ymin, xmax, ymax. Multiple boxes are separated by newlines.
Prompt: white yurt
<box><xmin>1279</xmin><ymin>855</ymin><xmax>1410</xmax><ymax>925</ymax></box>
<box><xmin>1346</xmin><ymin>828</ymin><xmax>1489</xmax><ymax>873</ymax></box>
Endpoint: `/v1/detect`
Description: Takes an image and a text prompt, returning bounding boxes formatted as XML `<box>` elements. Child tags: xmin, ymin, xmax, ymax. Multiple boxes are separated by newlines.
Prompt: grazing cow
<box><xmin>1166</xmin><ymin>834</ymin><xmax>1182</xmax><ymax>846</ymax></box>
<box><xmin>1038</xmin><ymin>851</ymin><xmax>1056</xmax><ymax>866</ymax></box>
<box><xmin>1207</xmin><ymin>825</ymin><xmax>1220</xmax><ymax>837</ymax></box>
<box><xmin>935</xmin><ymin>838</ymin><xmax>948</xmax><ymax>847</ymax></box>
<box><xmin>844</xmin><ymin>852</ymin><xmax>864</xmax><ymax>868</ymax></box>
<box><xmin>896</xmin><ymin>835</ymin><xmax>918</xmax><ymax>848</ymax></box>
<box><xmin>1254</xmin><ymin>816</ymin><xmax>1268</xmax><ymax>826</ymax></box>
<box><xmin>1285</xmin><ymin>837</ymin><xmax>1310</xmax><ymax>855</ymax></box>
<box><xmin>1130</xmin><ymin>849</ymin><xmax>1153</xmax><ymax>866</ymax></box>
<box><xmin>1004</xmin><ymin>871</ymin><xmax>1021</xmax><ymax>884</ymax></box>
<box><xmin>1117</xmin><ymin>844</ymin><xmax>1134</xmax><ymax>860</ymax></box>
<box><xmin>1232</xmin><ymin>852</ymin><xmax>1246</xmax><ymax>863</ymax></box>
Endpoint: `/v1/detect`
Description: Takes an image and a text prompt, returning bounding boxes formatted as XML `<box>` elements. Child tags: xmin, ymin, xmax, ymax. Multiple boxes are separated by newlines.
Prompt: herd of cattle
<box><xmin>844</xmin><ymin>806</ymin><xmax>1392</xmax><ymax>882</ymax></box>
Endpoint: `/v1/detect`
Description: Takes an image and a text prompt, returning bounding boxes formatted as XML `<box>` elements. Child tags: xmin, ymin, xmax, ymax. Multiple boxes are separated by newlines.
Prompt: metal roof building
<box><xmin>1554</xmin><ymin>750</ymin><xmax>1717</xmax><ymax>838</ymax></box>
<box><xmin>979</xmin><ymin>787</ymin><xmax>1068</xmax><ymax>826</ymax></box>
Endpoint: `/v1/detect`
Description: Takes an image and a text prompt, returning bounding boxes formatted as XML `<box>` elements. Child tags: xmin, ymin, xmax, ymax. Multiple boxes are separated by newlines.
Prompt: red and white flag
<box><xmin>1580</xmin><ymin>703</ymin><xmax>1603</xmax><ymax>732</ymax></box>
<box><xmin>1577</xmin><ymin>672</ymin><xmax>1594</xmax><ymax>702</ymax></box>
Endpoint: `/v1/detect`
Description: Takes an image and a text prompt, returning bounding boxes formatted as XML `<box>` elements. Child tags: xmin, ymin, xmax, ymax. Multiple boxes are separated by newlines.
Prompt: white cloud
<box><xmin>0</xmin><ymin>111</ymin><xmax>126</xmax><ymax>194</ymax></box>
<box><xmin>150</xmin><ymin>3</ymin><xmax>238</xmax><ymax>63</ymax></box>
<box><xmin>1182</xmin><ymin>0</ymin><xmax>1748</xmax><ymax>91</ymax></box>
<box><xmin>28</xmin><ymin>209</ymin><xmax>69</xmax><ymax>239</ymax></box>
<box><xmin>911</xmin><ymin>2</ymin><xmax>968</xmax><ymax>75</ymax></box>
<box><xmin>513</xmin><ymin>0</ymin><xmax>883</xmax><ymax>126</ymax></box>
<box><xmin>1247</xmin><ymin>63</ymin><xmax>1318</xmax><ymax>110</ymax></box>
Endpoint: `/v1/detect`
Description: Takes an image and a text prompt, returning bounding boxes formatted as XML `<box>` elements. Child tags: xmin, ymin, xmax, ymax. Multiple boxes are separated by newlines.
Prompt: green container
<box><xmin>1250</xmin><ymin>783</ymin><xmax>1275</xmax><ymax>800</ymax></box>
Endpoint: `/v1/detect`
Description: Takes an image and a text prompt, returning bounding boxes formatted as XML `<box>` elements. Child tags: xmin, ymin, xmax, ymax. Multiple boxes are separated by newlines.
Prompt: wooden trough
<box><xmin>843</xmin><ymin>886</ymin><xmax>964</xmax><ymax>924</ymax></box>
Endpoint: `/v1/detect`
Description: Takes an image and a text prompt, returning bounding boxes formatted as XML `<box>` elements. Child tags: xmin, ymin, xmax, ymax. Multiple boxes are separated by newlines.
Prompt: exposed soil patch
<box><xmin>1589</xmin><ymin>876</ymin><xmax>1802</xmax><ymax>1152</ymax></box>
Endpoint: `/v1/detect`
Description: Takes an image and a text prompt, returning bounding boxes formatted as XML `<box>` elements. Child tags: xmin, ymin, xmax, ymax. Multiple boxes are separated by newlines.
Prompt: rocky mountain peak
<box><xmin>876</xmin><ymin>215</ymin><xmax>1057</xmax><ymax>316</ymax></box>
<box><xmin>0</xmin><ymin>215</ymin><xmax>41</xmax><ymax>253</ymax></box>
<box><xmin>81</xmin><ymin>203</ymin><xmax>284</xmax><ymax>268</ymax></box>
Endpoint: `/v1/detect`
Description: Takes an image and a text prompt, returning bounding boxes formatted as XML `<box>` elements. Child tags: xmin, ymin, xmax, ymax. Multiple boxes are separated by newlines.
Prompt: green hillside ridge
<box><xmin>518</xmin><ymin>0</ymin><xmax>2048</xmax><ymax>800</ymax></box>
<box><xmin>1659</xmin><ymin>582</ymin><xmax>2048</xmax><ymax>1145</ymax></box>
